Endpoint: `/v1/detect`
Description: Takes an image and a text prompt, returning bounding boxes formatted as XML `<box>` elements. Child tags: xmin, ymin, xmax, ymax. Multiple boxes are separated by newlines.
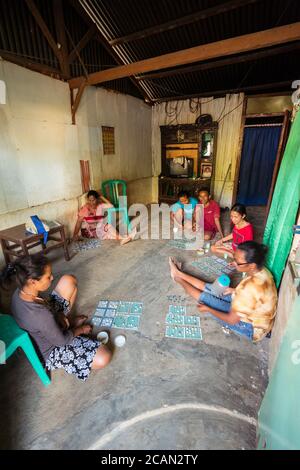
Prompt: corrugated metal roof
<box><xmin>0</xmin><ymin>0</ymin><xmax>299</xmax><ymax>101</ymax></box>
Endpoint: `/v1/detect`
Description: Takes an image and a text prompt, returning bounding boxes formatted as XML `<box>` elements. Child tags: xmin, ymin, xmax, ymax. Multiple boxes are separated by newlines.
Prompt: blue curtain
<box><xmin>237</xmin><ymin>126</ymin><xmax>282</xmax><ymax>206</ymax></box>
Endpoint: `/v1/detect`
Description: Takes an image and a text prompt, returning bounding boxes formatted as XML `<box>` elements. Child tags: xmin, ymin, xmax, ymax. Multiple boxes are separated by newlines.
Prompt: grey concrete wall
<box><xmin>75</xmin><ymin>85</ymin><xmax>153</xmax><ymax>200</ymax></box>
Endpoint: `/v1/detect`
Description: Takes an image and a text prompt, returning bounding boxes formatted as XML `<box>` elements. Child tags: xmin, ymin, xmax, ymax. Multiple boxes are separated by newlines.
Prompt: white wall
<box><xmin>76</xmin><ymin>86</ymin><xmax>153</xmax><ymax>205</ymax></box>
<box><xmin>152</xmin><ymin>94</ymin><xmax>245</xmax><ymax>207</ymax></box>
<box><xmin>0</xmin><ymin>60</ymin><xmax>153</xmax><ymax>264</ymax></box>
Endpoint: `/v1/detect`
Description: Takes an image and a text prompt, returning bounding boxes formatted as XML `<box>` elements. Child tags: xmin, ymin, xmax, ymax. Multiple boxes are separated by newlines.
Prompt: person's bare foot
<box><xmin>120</xmin><ymin>228</ymin><xmax>137</xmax><ymax>246</ymax></box>
<box><xmin>169</xmin><ymin>257</ymin><xmax>181</xmax><ymax>280</ymax></box>
<box><xmin>120</xmin><ymin>236</ymin><xmax>131</xmax><ymax>246</ymax></box>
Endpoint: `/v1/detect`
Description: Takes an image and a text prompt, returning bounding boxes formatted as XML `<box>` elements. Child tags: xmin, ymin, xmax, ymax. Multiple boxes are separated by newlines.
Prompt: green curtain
<box><xmin>263</xmin><ymin>111</ymin><xmax>300</xmax><ymax>287</ymax></box>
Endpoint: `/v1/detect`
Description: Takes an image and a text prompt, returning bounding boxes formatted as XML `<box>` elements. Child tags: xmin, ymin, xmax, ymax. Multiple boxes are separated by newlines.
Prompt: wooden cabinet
<box><xmin>159</xmin><ymin>123</ymin><xmax>218</xmax><ymax>204</ymax></box>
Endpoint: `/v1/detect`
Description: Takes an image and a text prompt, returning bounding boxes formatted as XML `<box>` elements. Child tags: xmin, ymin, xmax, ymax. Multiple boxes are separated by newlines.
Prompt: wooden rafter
<box><xmin>68</xmin><ymin>0</ymin><xmax>153</xmax><ymax>103</ymax></box>
<box><xmin>152</xmin><ymin>80</ymin><xmax>293</xmax><ymax>103</ymax></box>
<box><xmin>0</xmin><ymin>49</ymin><xmax>66</xmax><ymax>79</ymax></box>
<box><xmin>68</xmin><ymin>25</ymin><xmax>97</xmax><ymax>64</ymax></box>
<box><xmin>24</xmin><ymin>0</ymin><xmax>62</xmax><ymax>64</ymax></box>
<box><xmin>69</xmin><ymin>22</ymin><xmax>300</xmax><ymax>89</ymax></box>
<box><xmin>110</xmin><ymin>0</ymin><xmax>260</xmax><ymax>46</ymax></box>
<box><xmin>137</xmin><ymin>42</ymin><xmax>300</xmax><ymax>81</ymax></box>
<box><xmin>53</xmin><ymin>0</ymin><xmax>70</xmax><ymax>77</ymax></box>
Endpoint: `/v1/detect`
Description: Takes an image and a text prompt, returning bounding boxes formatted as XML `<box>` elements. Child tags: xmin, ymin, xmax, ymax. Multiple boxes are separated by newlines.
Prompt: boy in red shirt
<box><xmin>194</xmin><ymin>189</ymin><xmax>224</xmax><ymax>240</ymax></box>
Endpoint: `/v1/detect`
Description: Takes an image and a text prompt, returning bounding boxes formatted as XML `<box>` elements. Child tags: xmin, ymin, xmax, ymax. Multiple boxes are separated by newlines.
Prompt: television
<box><xmin>167</xmin><ymin>156</ymin><xmax>194</xmax><ymax>178</ymax></box>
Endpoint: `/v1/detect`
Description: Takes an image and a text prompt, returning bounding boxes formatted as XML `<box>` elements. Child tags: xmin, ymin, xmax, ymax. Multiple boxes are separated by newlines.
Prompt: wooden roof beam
<box><xmin>109</xmin><ymin>0</ymin><xmax>260</xmax><ymax>46</ymax></box>
<box><xmin>69</xmin><ymin>22</ymin><xmax>300</xmax><ymax>89</ymax></box>
<box><xmin>152</xmin><ymin>80</ymin><xmax>293</xmax><ymax>103</ymax></box>
<box><xmin>68</xmin><ymin>25</ymin><xmax>97</xmax><ymax>64</ymax></box>
<box><xmin>137</xmin><ymin>42</ymin><xmax>300</xmax><ymax>81</ymax></box>
<box><xmin>53</xmin><ymin>0</ymin><xmax>70</xmax><ymax>77</ymax></box>
<box><xmin>0</xmin><ymin>50</ymin><xmax>67</xmax><ymax>79</ymax></box>
<box><xmin>67</xmin><ymin>0</ymin><xmax>153</xmax><ymax>102</ymax></box>
<box><xmin>25</xmin><ymin>0</ymin><xmax>67</xmax><ymax>76</ymax></box>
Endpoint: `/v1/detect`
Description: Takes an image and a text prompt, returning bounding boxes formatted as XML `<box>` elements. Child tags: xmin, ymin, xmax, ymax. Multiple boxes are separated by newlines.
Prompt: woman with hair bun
<box><xmin>0</xmin><ymin>254</ymin><xmax>112</xmax><ymax>381</ymax></box>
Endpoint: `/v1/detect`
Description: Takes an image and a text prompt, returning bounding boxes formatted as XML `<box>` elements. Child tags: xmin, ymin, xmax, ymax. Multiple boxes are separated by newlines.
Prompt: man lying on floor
<box><xmin>169</xmin><ymin>241</ymin><xmax>277</xmax><ymax>342</ymax></box>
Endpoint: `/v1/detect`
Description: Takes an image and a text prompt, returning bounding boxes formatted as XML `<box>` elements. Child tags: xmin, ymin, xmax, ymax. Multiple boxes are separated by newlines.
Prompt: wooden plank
<box><xmin>53</xmin><ymin>0</ymin><xmax>70</xmax><ymax>77</ymax></box>
<box><xmin>68</xmin><ymin>25</ymin><xmax>96</xmax><ymax>64</ymax></box>
<box><xmin>71</xmin><ymin>80</ymin><xmax>86</xmax><ymax>123</ymax></box>
<box><xmin>67</xmin><ymin>0</ymin><xmax>153</xmax><ymax>102</ymax></box>
<box><xmin>265</xmin><ymin>110</ymin><xmax>291</xmax><ymax>218</ymax></box>
<box><xmin>137</xmin><ymin>42</ymin><xmax>300</xmax><ymax>81</ymax></box>
<box><xmin>0</xmin><ymin>49</ymin><xmax>65</xmax><ymax>78</ymax></box>
<box><xmin>25</xmin><ymin>0</ymin><xmax>60</xmax><ymax>59</ymax></box>
<box><xmin>69</xmin><ymin>22</ymin><xmax>300</xmax><ymax>89</ymax></box>
<box><xmin>110</xmin><ymin>0</ymin><xmax>260</xmax><ymax>46</ymax></box>
<box><xmin>231</xmin><ymin>97</ymin><xmax>248</xmax><ymax>206</ymax></box>
<box><xmin>152</xmin><ymin>81</ymin><xmax>293</xmax><ymax>103</ymax></box>
<box><xmin>246</xmin><ymin>113</ymin><xmax>286</xmax><ymax>118</ymax></box>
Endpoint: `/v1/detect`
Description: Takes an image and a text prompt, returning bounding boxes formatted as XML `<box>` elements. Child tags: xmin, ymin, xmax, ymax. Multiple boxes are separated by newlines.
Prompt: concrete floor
<box><xmin>0</xmin><ymin>208</ymin><xmax>269</xmax><ymax>450</ymax></box>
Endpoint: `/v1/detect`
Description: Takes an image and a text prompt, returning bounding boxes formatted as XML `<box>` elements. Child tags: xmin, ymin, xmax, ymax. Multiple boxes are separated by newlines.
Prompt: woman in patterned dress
<box><xmin>72</xmin><ymin>190</ymin><xmax>134</xmax><ymax>245</ymax></box>
<box><xmin>1</xmin><ymin>253</ymin><xmax>112</xmax><ymax>381</ymax></box>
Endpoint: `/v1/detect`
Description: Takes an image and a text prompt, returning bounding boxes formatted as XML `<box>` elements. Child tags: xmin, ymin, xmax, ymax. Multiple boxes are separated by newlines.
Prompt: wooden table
<box><xmin>0</xmin><ymin>223</ymin><xmax>70</xmax><ymax>265</ymax></box>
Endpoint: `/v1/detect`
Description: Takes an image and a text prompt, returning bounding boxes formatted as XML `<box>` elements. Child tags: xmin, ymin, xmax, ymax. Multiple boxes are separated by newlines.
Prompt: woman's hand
<box><xmin>215</xmin><ymin>239</ymin><xmax>223</xmax><ymax>246</ymax></box>
<box><xmin>80</xmin><ymin>324</ymin><xmax>92</xmax><ymax>335</ymax></box>
<box><xmin>73</xmin><ymin>324</ymin><xmax>92</xmax><ymax>336</ymax></box>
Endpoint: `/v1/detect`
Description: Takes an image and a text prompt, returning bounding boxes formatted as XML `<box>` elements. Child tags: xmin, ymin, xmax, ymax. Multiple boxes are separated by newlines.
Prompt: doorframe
<box><xmin>231</xmin><ymin>97</ymin><xmax>248</xmax><ymax>206</ymax></box>
<box><xmin>231</xmin><ymin>109</ymin><xmax>289</xmax><ymax>207</ymax></box>
<box><xmin>265</xmin><ymin>110</ymin><xmax>291</xmax><ymax>218</ymax></box>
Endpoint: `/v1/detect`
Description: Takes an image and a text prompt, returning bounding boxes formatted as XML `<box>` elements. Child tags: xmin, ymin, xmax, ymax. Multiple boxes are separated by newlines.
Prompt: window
<box><xmin>102</xmin><ymin>126</ymin><xmax>115</xmax><ymax>155</ymax></box>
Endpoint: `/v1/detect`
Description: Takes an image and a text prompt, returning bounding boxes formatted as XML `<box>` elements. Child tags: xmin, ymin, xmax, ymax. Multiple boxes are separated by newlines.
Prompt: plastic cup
<box><xmin>97</xmin><ymin>331</ymin><xmax>109</xmax><ymax>345</ymax></box>
<box><xmin>204</xmin><ymin>241</ymin><xmax>211</xmax><ymax>253</ymax></box>
<box><xmin>114</xmin><ymin>335</ymin><xmax>126</xmax><ymax>347</ymax></box>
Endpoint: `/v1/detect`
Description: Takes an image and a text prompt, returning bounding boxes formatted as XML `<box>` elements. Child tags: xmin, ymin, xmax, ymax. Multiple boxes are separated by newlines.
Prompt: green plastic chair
<box><xmin>0</xmin><ymin>313</ymin><xmax>51</xmax><ymax>387</ymax></box>
<box><xmin>101</xmin><ymin>179</ymin><xmax>130</xmax><ymax>229</ymax></box>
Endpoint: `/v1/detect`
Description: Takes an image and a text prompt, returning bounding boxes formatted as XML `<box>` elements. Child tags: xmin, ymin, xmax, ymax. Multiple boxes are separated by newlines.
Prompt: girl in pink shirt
<box><xmin>211</xmin><ymin>204</ymin><xmax>254</xmax><ymax>256</ymax></box>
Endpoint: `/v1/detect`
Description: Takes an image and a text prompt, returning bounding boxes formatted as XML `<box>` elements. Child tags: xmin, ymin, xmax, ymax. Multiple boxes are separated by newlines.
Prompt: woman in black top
<box><xmin>0</xmin><ymin>253</ymin><xmax>111</xmax><ymax>381</ymax></box>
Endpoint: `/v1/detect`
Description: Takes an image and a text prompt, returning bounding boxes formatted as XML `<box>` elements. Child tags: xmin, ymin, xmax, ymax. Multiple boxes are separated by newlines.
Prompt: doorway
<box><xmin>237</xmin><ymin>113</ymin><xmax>290</xmax><ymax>208</ymax></box>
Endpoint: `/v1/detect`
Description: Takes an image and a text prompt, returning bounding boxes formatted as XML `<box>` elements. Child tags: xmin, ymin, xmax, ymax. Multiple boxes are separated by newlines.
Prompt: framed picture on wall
<box><xmin>200</xmin><ymin>163</ymin><xmax>212</xmax><ymax>178</ymax></box>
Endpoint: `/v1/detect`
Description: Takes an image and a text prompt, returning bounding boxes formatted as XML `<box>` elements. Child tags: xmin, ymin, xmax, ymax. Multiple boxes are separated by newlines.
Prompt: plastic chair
<box><xmin>0</xmin><ymin>314</ymin><xmax>51</xmax><ymax>387</ymax></box>
<box><xmin>101</xmin><ymin>179</ymin><xmax>130</xmax><ymax>229</ymax></box>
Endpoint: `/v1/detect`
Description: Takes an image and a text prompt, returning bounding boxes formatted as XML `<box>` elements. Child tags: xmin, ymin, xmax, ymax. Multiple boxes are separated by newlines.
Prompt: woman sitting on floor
<box><xmin>72</xmin><ymin>189</ymin><xmax>135</xmax><ymax>246</ymax></box>
<box><xmin>169</xmin><ymin>241</ymin><xmax>277</xmax><ymax>342</ymax></box>
<box><xmin>0</xmin><ymin>254</ymin><xmax>112</xmax><ymax>381</ymax></box>
<box><xmin>211</xmin><ymin>203</ymin><xmax>253</xmax><ymax>256</ymax></box>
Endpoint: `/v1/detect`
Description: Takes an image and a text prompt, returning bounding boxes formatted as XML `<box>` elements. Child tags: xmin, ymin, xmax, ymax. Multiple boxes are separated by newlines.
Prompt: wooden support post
<box><xmin>70</xmin><ymin>80</ymin><xmax>86</xmax><ymax>124</ymax></box>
